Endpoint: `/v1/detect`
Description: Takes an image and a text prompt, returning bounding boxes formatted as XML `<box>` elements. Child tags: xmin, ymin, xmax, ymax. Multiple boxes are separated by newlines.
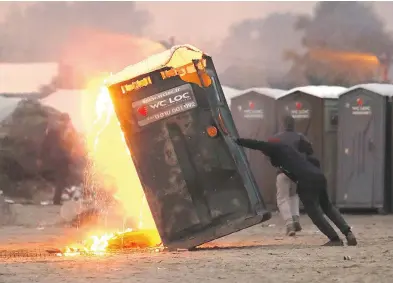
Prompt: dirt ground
<box><xmin>0</xmin><ymin>205</ymin><xmax>393</xmax><ymax>283</ymax></box>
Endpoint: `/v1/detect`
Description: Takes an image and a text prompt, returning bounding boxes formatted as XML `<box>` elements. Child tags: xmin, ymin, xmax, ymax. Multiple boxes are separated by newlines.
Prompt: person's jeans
<box><xmin>298</xmin><ymin>177</ymin><xmax>351</xmax><ymax>240</ymax></box>
<box><xmin>276</xmin><ymin>173</ymin><xmax>300</xmax><ymax>225</ymax></box>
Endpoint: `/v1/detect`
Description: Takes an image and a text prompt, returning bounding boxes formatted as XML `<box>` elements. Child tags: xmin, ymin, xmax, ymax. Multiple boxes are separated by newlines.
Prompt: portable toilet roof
<box><xmin>0</xmin><ymin>62</ymin><xmax>58</xmax><ymax>96</ymax></box>
<box><xmin>105</xmin><ymin>44</ymin><xmax>208</xmax><ymax>86</ymax></box>
<box><xmin>221</xmin><ymin>86</ymin><xmax>241</xmax><ymax>106</ymax></box>
<box><xmin>278</xmin><ymin>85</ymin><xmax>347</xmax><ymax>99</ymax></box>
<box><xmin>232</xmin><ymin>87</ymin><xmax>286</xmax><ymax>100</ymax></box>
<box><xmin>340</xmin><ymin>83</ymin><xmax>393</xmax><ymax>97</ymax></box>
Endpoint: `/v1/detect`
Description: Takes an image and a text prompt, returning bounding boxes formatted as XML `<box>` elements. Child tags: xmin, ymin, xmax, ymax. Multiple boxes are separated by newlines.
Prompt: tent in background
<box><xmin>0</xmin><ymin>96</ymin><xmax>22</xmax><ymax>122</ymax></box>
<box><xmin>40</xmin><ymin>89</ymin><xmax>88</xmax><ymax>133</ymax></box>
<box><xmin>0</xmin><ymin>63</ymin><xmax>58</xmax><ymax>96</ymax></box>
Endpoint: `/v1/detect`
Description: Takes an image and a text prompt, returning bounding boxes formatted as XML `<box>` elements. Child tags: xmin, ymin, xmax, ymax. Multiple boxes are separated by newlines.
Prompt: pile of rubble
<box><xmin>0</xmin><ymin>99</ymin><xmax>87</xmax><ymax>204</ymax></box>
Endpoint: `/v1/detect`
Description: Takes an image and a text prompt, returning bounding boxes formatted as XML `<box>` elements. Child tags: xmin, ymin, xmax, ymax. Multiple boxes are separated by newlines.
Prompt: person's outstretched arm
<box><xmin>298</xmin><ymin>134</ymin><xmax>314</xmax><ymax>156</ymax></box>
<box><xmin>234</xmin><ymin>138</ymin><xmax>275</xmax><ymax>157</ymax></box>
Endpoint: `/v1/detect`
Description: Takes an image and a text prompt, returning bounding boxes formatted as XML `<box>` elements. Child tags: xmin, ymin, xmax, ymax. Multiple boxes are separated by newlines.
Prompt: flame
<box><xmin>87</xmin><ymin>85</ymin><xmax>157</xmax><ymax>228</ymax></box>
<box><xmin>309</xmin><ymin>48</ymin><xmax>380</xmax><ymax>65</ymax></box>
<box><xmin>60</xmin><ymin>77</ymin><xmax>161</xmax><ymax>256</ymax></box>
<box><xmin>59</xmin><ymin>228</ymin><xmax>162</xmax><ymax>256</ymax></box>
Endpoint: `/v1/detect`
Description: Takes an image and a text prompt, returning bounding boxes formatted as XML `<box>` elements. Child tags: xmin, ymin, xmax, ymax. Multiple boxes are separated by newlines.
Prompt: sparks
<box><xmin>59</xmin><ymin>78</ymin><xmax>161</xmax><ymax>256</ymax></box>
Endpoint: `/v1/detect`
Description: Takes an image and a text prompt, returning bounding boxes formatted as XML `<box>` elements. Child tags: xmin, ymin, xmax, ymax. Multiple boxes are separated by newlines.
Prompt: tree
<box><xmin>285</xmin><ymin>2</ymin><xmax>393</xmax><ymax>86</ymax></box>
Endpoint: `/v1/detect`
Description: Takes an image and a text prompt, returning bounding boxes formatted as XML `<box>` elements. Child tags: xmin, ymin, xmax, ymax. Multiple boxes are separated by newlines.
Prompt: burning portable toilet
<box><xmin>230</xmin><ymin>88</ymin><xmax>286</xmax><ymax>208</ymax></box>
<box><xmin>105</xmin><ymin>45</ymin><xmax>271</xmax><ymax>250</ymax></box>
<box><xmin>336</xmin><ymin>84</ymin><xmax>393</xmax><ymax>213</ymax></box>
<box><xmin>276</xmin><ymin>86</ymin><xmax>347</xmax><ymax>203</ymax></box>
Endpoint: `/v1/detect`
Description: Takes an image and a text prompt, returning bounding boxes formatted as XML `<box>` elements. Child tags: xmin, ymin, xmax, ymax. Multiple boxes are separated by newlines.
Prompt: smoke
<box><xmin>298</xmin><ymin>2</ymin><xmax>393</xmax><ymax>55</ymax></box>
<box><xmin>2</xmin><ymin>2</ymin><xmax>393</xmax><ymax>88</ymax></box>
<box><xmin>216</xmin><ymin>13</ymin><xmax>304</xmax><ymax>89</ymax></box>
<box><xmin>215</xmin><ymin>2</ymin><xmax>393</xmax><ymax>88</ymax></box>
<box><xmin>0</xmin><ymin>2</ymin><xmax>152</xmax><ymax>62</ymax></box>
<box><xmin>285</xmin><ymin>2</ymin><xmax>393</xmax><ymax>86</ymax></box>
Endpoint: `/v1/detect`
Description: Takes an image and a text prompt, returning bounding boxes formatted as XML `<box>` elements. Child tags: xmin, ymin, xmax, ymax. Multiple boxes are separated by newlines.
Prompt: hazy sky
<box><xmin>2</xmin><ymin>1</ymin><xmax>393</xmax><ymax>52</ymax></box>
<box><xmin>138</xmin><ymin>1</ymin><xmax>316</xmax><ymax>47</ymax></box>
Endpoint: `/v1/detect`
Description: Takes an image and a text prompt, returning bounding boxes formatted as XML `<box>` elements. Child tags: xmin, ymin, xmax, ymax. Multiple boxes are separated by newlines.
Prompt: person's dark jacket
<box><xmin>273</xmin><ymin>131</ymin><xmax>314</xmax><ymax>156</ymax></box>
<box><xmin>272</xmin><ymin>113</ymin><xmax>314</xmax><ymax>174</ymax></box>
<box><xmin>235</xmin><ymin>138</ymin><xmax>322</xmax><ymax>184</ymax></box>
<box><xmin>307</xmin><ymin>155</ymin><xmax>321</xmax><ymax>168</ymax></box>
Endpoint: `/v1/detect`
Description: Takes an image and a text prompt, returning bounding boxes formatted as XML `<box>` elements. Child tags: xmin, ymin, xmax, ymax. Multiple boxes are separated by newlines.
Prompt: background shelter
<box><xmin>0</xmin><ymin>96</ymin><xmax>22</xmax><ymax>122</ymax></box>
<box><xmin>40</xmin><ymin>89</ymin><xmax>87</xmax><ymax>134</ymax></box>
<box><xmin>0</xmin><ymin>62</ymin><xmax>58</xmax><ymax>98</ymax></box>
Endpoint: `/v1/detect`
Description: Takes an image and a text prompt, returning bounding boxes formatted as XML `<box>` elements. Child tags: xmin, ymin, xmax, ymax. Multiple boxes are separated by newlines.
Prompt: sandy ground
<box><xmin>0</xmin><ymin>205</ymin><xmax>393</xmax><ymax>283</ymax></box>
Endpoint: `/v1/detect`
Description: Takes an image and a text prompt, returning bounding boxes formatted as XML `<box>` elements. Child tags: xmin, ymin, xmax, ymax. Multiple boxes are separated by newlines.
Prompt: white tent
<box><xmin>41</xmin><ymin>90</ymin><xmax>87</xmax><ymax>133</ymax></box>
<box><xmin>0</xmin><ymin>63</ymin><xmax>58</xmax><ymax>95</ymax></box>
<box><xmin>0</xmin><ymin>96</ymin><xmax>22</xmax><ymax>123</ymax></box>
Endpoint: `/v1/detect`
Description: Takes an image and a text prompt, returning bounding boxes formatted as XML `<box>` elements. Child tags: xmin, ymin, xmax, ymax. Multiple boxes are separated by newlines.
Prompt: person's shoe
<box><xmin>292</xmin><ymin>216</ymin><xmax>302</xmax><ymax>232</ymax></box>
<box><xmin>293</xmin><ymin>222</ymin><xmax>302</xmax><ymax>232</ymax></box>
<box><xmin>346</xmin><ymin>231</ymin><xmax>358</xmax><ymax>246</ymax></box>
<box><xmin>322</xmin><ymin>239</ymin><xmax>344</xmax><ymax>246</ymax></box>
<box><xmin>286</xmin><ymin>223</ymin><xmax>296</xmax><ymax>236</ymax></box>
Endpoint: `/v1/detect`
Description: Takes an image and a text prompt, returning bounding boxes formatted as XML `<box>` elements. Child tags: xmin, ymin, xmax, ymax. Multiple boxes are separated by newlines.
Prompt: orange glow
<box><xmin>60</xmin><ymin>28</ymin><xmax>166</xmax><ymax>83</ymax></box>
<box><xmin>309</xmin><ymin>48</ymin><xmax>380</xmax><ymax>66</ymax></box>
<box><xmin>59</xmin><ymin>229</ymin><xmax>161</xmax><ymax>256</ymax></box>
<box><xmin>106</xmin><ymin>45</ymin><xmax>212</xmax><ymax>87</ymax></box>
<box><xmin>159</xmin><ymin>60</ymin><xmax>211</xmax><ymax>87</ymax></box>
<box><xmin>206</xmin><ymin>126</ymin><xmax>218</xmax><ymax>138</ymax></box>
<box><xmin>87</xmin><ymin>85</ymin><xmax>157</xmax><ymax>229</ymax></box>
<box><xmin>83</xmin><ymin>79</ymin><xmax>157</xmax><ymax>229</ymax></box>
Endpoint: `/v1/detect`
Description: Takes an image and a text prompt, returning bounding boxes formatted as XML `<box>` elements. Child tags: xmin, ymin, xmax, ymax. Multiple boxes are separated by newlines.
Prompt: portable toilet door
<box><xmin>231</xmin><ymin>88</ymin><xmax>286</xmax><ymax>208</ymax></box>
<box><xmin>276</xmin><ymin>86</ymin><xmax>346</xmax><ymax>203</ymax></box>
<box><xmin>336</xmin><ymin>84</ymin><xmax>393</xmax><ymax>212</ymax></box>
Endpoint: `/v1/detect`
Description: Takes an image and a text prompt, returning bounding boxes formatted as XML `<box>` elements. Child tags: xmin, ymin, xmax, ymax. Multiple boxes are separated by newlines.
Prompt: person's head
<box><xmin>282</xmin><ymin>115</ymin><xmax>295</xmax><ymax>131</ymax></box>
